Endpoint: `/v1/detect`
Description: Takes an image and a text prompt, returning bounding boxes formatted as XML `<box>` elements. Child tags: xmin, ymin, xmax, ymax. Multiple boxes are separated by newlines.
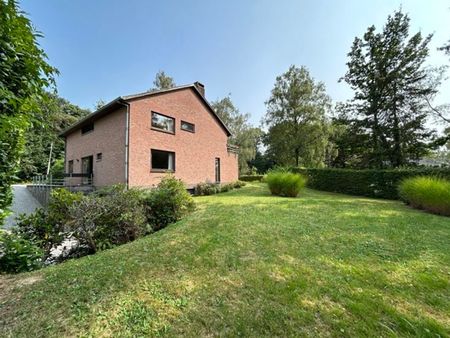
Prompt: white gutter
<box><xmin>119</xmin><ymin>100</ymin><xmax>130</xmax><ymax>188</ymax></box>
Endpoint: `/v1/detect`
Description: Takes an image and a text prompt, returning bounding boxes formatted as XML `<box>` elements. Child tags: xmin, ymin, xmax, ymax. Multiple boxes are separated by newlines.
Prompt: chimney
<box><xmin>194</xmin><ymin>81</ymin><xmax>205</xmax><ymax>97</ymax></box>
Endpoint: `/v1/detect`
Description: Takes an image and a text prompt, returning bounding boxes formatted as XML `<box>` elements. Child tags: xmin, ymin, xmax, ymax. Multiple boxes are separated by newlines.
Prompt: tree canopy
<box><xmin>0</xmin><ymin>0</ymin><xmax>57</xmax><ymax>224</ymax></box>
<box><xmin>210</xmin><ymin>96</ymin><xmax>262</xmax><ymax>174</ymax></box>
<box><xmin>263</xmin><ymin>65</ymin><xmax>332</xmax><ymax>167</ymax></box>
<box><xmin>150</xmin><ymin>70</ymin><xmax>176</xmax><ymax>91</ymax></box>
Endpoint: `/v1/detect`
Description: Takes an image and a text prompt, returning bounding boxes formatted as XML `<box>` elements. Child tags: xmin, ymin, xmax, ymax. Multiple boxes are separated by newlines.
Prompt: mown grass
<box><xmin>0</xmin><ymin>183</ymin><xmax>449</xmax><ymax>337</ymax></box>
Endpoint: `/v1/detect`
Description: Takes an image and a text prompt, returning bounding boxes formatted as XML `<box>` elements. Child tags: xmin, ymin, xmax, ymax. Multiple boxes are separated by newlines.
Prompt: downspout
<box><xmin>119</xmin><ymin>100</ymin><xmax>130</xmax><ymax>188</ymax></box>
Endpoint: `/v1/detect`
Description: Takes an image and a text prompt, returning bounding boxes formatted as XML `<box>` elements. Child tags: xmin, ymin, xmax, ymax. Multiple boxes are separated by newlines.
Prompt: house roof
<box><xmin>59</xmin><ymin>83</ymin><xmax>232</xmax><ymax>137</ymax></box>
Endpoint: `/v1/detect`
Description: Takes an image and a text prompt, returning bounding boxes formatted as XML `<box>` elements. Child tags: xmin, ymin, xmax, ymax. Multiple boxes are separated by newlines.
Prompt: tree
<box><xmin>263</xmin><ymin>65</ymin><xmax>332</xmax><ymax>167</ymax></box>
<box><xmin>150</xmin><ymin>70</ymin><xmax>176</xmax><ymax>91</ymax></box>
<box><xmin>18</xmin><ymin>93</ymin><xmax>90</xmax><ymax>179</ymax></box>
<box><xmin>210</xmin><ymin>96</ymin><xmax>261</xmax><ymax>174</ymax></box>
<box><xmin>0</xmin><ymin>0</ymin><xmax>57</xmax><ymax>224</ymax></box>
<box><xmin>341</xmin><ymin>10</ymin><xmax>443</xmax><ymax>168</ymax></box>
<box><xmin>94</xmin><ymin>99</ymin><xmax>106</xmax><ymax>110</ymax></box>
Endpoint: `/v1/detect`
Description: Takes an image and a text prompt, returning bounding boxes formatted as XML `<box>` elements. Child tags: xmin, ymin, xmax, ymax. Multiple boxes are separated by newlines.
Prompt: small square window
<box><xmin>81</xmin><ymin>123</ymin><xmax>94</xmax><ymax>134</ymax></box>
<box><xmin>151</xmin><ymin>112</ymin><xmax>175</xmax><ymax>133</ymax></box>
<box><xmin>151</xmin><ymin>149</ymin><xmax>175</xmax><ymax>171</ymax></box>
<box><xmin>96</xmin><ymin>153</ymin><xmax>102</xmax><ymax>161</ymax></box>
<box><xmin>181</xmin><ymin>121</ymin><xmax>195</xmax><ymax>133</ymax></box>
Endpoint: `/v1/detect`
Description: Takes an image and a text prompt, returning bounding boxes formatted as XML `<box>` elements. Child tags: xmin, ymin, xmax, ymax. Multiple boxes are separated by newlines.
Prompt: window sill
<box><xmin>150</xmin><ymin>169</ymin><xmax>175</xmax><ymax>173</ymax></box>
<box><xmin>151</xmin><ymin>127</ymin><xmax>175</xmax><ymax>135</ymax></box>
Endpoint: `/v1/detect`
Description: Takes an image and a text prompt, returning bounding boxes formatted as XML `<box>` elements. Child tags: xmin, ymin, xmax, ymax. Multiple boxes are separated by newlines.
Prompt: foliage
<box><xmin>15</xmin><ymin>189</ymin><xmax>83</xmax><ymax>253</ymax></box>
<box><xmin>143</xmin><ymin>176</ymin><xmax>195</xmax><ymax>231</ymax></box>
<box><xmin>266</xmin><ymin>171</ymin><xmax>307</xmax><ymax>197</ymax></box>
<box><xmin>263</xmin><ymin>65</ymin><xmax>332</xmax><ymax>167</ymax></box>
<box><xmin>247</xmin><ymin>149</ymin><xmax>276</xmax><ymax>173</ymax></box>
<box><xmin>0</xmin><ymin>0</ymin><xmax>57</xmax><ymax>225</ymax></box>
<box><xmin>18</xmin><ymin>92</ymin><xmax>90</xmax><ymax>179</ymax></box>
<box><xmin>195</xmin><ymin>180</ymin><xmax>246</xmax><ymax>196</ymax></box>
<box><xmin>239</xmin><ymin>175</ymin><xmax>264</xmax><ymax>182</ymax></box>
<box><xmin>1</xmin><ymin>184</ymin><xmax>449</xmax><ymax>336</ymax></box>
<box><xmin>0</xmin><ymin>230</ymin><xmax>43</xmax><ymax>273</ymax></box>
<box><xmin>150</xmin><ymin>70</ymin><xmax>176</xmax><ymax>91</ymax></box>
<box><xmin>69</xmin><ymin>186</ymin><xmax>148</xmax><ymax>252</ymax></box>
<box><xmin>340</xmin><ymin>10</ymin><xmax>444</xmax><ymax>168</ymax></box>
<box><xmin>210</xmin><ymin>96</ymin><xmax>262</xmax><ymax>174</ymax></box>
<box><xmin>399</xmin><ymin>176</ymin><xmax>450</xmax><ymax>216</ymax></box>
<box><xmin>295</xmin><ymin>167</ymin><xmax>450</xmax><ymax>200</ymax></box>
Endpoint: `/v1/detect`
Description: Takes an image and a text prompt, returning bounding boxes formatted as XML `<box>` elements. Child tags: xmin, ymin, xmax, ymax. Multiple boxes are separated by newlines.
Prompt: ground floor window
<box><xmin>151</xmin><ymin>149</ymin><xmax>175</xmax><ymax>171</ymax></box>
<box><xmin>68</xmin><ymin>160</ymin><xmax>74</xmax><ymax>174</ymax></box>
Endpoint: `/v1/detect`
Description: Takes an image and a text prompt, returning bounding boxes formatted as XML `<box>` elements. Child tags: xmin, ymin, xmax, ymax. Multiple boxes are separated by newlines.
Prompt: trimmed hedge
<box><xmin>239</xmin><ymin>175</ymin><xmax>264</xmax><ymax>182</ymax></box>
<box><xmin>292</xmin><ymin>168</ymin><xmax>450</xmax><ymax>200</ymax></box>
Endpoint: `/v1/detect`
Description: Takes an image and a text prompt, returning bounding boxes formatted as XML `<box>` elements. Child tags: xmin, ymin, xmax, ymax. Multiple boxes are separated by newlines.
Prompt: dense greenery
<box><xmin>1</xmin><ymin>183</ymin><xmax>448</xmax><ymax>336</ymax></box>
<box><xmin>150</xmin><ymin>70</ymin><xmax>176</xmax><ymax>91</ymax></box>
<box><xmin>338</xmin><ymin>10</ymin><xmax>445</xmax><ymax>168</ymax></box>
<box><xmin>210</xmin><ymin>96</ymin><xmax>262</xmax><ymax>174</ymax></box>
<box><xmin>19</xmin><ymin>93</ymin><xmax>90</xmax><ymax>179</ymax></box>
<box><xmin>238</xmin><ymin>174</ymin><xmax>264</xmax><ymax>182</ymax></box>
<box><xmin>399</xmin><ymin>176</ymin><xmax>450</xmax><ymax>216</ymax></box>
<box><xmin>194</xmin><ymin>180</ymin><xmax>245</xmax><ymax>196</ymax></box>
<box><xmin>294</xmin><ymin>167</ymin><xmax>450</xmax><ymax>200</ymax></box>
<box><xmin>0</xmin><ymin>231</ymin><xmax>43</xmax><ymax>273</ymax></box>
<box><xmin>263</xmin><ymin>65</ymin><xmax>333</xmax><ymax>167</ymax></box>
<box><xmin>0</xmin><ymin>0</ymin><xmax>57</xmax><ymax>224</ymax></box>
<box><xmin>266</xmin><ymin>171</ymin><xmax>307</xmax><ymax>197</ymax></box>
<box><xmin>12</xmin><ymin>176</ymin><xmax>195</xmax><ymax>269</ymax></box>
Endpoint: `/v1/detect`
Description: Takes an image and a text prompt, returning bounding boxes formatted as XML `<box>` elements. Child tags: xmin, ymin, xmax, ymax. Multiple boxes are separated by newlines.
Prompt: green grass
<box><xmin>1</xmin><ymin>183</ymin><xmax>449</xmax><ymax>337</ymax></box>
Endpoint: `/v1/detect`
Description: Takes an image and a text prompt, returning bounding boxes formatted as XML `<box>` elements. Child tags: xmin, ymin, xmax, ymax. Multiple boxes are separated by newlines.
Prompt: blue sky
<box><xmin>21</xmin><ymin>0</ymin><xmax>450</xmax><ymax>126</ymax></box>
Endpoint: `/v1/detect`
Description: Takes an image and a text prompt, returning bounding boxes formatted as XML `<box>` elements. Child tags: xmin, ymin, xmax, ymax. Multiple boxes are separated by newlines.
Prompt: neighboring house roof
<box><xmin>59</xmin><ymin>83</ymin><xmax>232</xmax><ymax>137</ymax></box>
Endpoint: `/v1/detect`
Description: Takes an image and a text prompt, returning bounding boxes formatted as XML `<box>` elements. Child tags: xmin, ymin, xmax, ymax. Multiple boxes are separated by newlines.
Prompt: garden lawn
<box><xmin>0</xmin><ymin>183</ymin><xmax>449</xmax><ymax>337</ymax></box>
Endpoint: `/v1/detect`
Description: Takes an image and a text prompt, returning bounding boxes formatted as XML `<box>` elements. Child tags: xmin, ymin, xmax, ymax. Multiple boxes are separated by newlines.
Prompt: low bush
<box><xmin>68</xmin><ymin>185</ymin><xmax>148</xmax><ymax>252</ymax></box>
<box><xmin>239</xmin><ymin>175</ymin><xmax>264</xmax><ymax>182</ymax></box>
<box><xmin>142</xmin><ymin>176</ymin><xmax>195</xmax><ymax>231</ymax></box>
<box><xmin>195</xmin><ymin>180</ymin><xmax>246</xmax><ymax>196</ymax></box>
<box><xmin>0</xmin><ymin>231</ymin><xmax>43</xmax><ymax>273</ymax></box>
<box><xmin>266</xmin><ymin>171</ymin><xmax>307</xmax><ymax>197</ymax></box>
<box><xmin>294</xmin><ymin>168</ymin><xmax>450</xmax><ymax>200</ymax></box>
<box><xmin>398</xmin><ymin>176</ymin><xmax>450</xmax><ymax>216</ymax></box>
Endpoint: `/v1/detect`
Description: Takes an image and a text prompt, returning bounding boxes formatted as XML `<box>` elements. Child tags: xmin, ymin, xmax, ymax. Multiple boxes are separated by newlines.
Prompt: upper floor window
<box><xmin>151</xmin><ymin>112</ymin><xmax>174</xmax><ymax>133</ymax></box>
<box><xmin>81</xmin><ymin>123</ymin><xmax>94</xmax><ymax>134</ymax></box>
<box><xmin>181</xmin><ymin>121</ymin><xmax>195</xmax><ymax>133</ymax></box>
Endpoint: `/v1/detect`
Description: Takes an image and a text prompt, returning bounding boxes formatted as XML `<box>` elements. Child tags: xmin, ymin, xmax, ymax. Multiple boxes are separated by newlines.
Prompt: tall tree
<box><xmin>150</xmin><ymin>70</ymin><xmax>176</xmax><ymax>91</ymax></box>
<box><xmin>341</xmin><ymin>10</ymin><xmax>442</xmax><ymax>168</ymax></box>
<box><xmin>0</xmin><ymin>0</ymin><xmax>57</xmax><ymax>224</ymax></box>
<box><xmin>19</xmin><ymin>93</ymin><xmax>90</xmax><ymax>179</ymax></box>
<box><xmin>263</xmin><ymin>65</ymin><xmax>332</xmax><ymax>167</ymax></box>
<box><xmin>210</xmin><ymin>96</ymin><xmax>261</xmax><ymax>174</ymax></box>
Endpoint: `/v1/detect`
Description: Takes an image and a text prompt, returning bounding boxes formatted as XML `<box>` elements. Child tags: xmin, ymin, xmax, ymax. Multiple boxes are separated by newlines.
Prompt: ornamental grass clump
<box><xmin>266</xmin><ymin>171</ymin><xmax>307</xmax><ymax>197</ymax></box>
<box><xmin>398</xmin><ymin>176</ymin><xmax>450</xmax><ymax>216</ymax></box>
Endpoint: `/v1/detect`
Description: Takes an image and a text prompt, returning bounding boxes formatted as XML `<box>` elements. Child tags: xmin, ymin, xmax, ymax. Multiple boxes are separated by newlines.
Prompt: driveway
<box><xmin>3</xmin><ymin>185</ymin><xmax>41</xmax><ymax>229</ymax></box>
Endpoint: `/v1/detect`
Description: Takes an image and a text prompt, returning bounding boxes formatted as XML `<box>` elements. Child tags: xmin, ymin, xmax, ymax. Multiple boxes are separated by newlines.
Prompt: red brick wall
<box><xmin>65</xmin><ymin>107</ymin><xmax>127</xmax><ymax>187</ymax></box>
<box><xmin>128</xmin><ymin>88</ymin><xmax>238</xmax><ymax>187</ymax></box>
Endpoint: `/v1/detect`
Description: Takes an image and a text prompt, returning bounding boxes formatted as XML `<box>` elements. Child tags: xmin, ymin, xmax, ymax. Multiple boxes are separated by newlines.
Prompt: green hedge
<box><xmin>239</xmin><ymin>175</ymin><xmax>264</xmax><ymax>182</ymax></box>
<box><xmin>292</xmin><ymin>168</ymin><xmax>450</xmax><ymax>200</ymax></box>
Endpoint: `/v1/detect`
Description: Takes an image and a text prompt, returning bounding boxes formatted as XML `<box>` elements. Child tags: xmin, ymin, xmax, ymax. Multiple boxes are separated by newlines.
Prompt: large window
<box><xmin>151</xmin><ymin>112</ymin><xmax>174</xmax><ymax>133</ymax></box>
<box><xmin>68</xmin><ymin>160</ymin><xmax>74</xmax><ymax>174</ymax></box>
<box><xmin>181</xmin><ymin>120</ymin><xmax>195</xmax><ymax>133</ymax></box>
<box><xmin>151</xmin><ymin>149</ymin><xmax>175</xmax><ymax>171</ymax></box>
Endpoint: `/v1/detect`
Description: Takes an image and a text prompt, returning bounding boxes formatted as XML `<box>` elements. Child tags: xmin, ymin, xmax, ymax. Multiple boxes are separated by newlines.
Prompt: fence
<box><xmin>28</xmin><ymin>173</ymin><xmax>94</xmax><ymax>207</ymax></box>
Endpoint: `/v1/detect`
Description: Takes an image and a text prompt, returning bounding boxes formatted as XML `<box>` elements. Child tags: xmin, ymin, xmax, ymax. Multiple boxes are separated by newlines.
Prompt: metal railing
<box><xmin>28</xmin><ymin>173</ymin><xmax>94</xmax><ymax>207</ymax></box>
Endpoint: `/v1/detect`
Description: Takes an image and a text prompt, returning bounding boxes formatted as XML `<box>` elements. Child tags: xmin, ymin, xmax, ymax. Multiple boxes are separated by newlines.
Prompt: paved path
<box><xmin>3</xmin><ymin>185</ymin><xmax>41</xmax><ymax>229</ymax></box>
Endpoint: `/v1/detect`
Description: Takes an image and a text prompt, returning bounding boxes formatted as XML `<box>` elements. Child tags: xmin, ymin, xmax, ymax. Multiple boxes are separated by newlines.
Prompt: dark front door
<box><xmin>81</xmin><ymin>155</ymin><xmax>93</xmax><ymax>184</ymax></box>
<box><xmin>215</xmin><ymin>158</ymin><xmax>221</xmax><ymax>183</ymax></box>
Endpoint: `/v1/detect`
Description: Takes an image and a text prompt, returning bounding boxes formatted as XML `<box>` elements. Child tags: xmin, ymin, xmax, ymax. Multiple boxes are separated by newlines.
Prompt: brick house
<box><xmin>60</xmin><ymin>82</ymin><xmax>239</xmax><ymax>188</ymax></box>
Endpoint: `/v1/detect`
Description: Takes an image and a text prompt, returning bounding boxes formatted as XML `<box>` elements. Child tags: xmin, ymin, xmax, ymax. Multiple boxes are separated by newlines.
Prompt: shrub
<box><xmin>266</xmin><ymin>171</ymin><xmax>307</xmax><ymax>197</ymax></box>
<box><xmin>68</xmin><ymin>185</ymin><xmax>148</xmax><ymax>252</ymax></box>
<box><xmin>195</xmin><ymin>182</ymin><xmax>219</xmax><ymax>195</ymax></box>
<box><xmin>0</xmin><ymin>231</ymin><xmax>43</xmax><ymax>273</ymax></box>
<box><xmin>398</xmin><ymin>176</ymin><xmax>450</xmax><ymax>216</ymax></box>
<box><xmin>143</xmin><ymin>176</ymin><xmax>195</xmax><ymax>231</ymax></box>
<box><xmin>294</xmin><ymin>168</ymin><xmax>450</xmax><ymax>200</ymax></box>
<box><xmin>15</xmin><ymin>188</ymin><xmax>83</xmax><ymax>254</ymax></box>
<box><xmin>239</xmin><ymin>175</ymin><xmax>264</xmax><ymax>182</ymax></box>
